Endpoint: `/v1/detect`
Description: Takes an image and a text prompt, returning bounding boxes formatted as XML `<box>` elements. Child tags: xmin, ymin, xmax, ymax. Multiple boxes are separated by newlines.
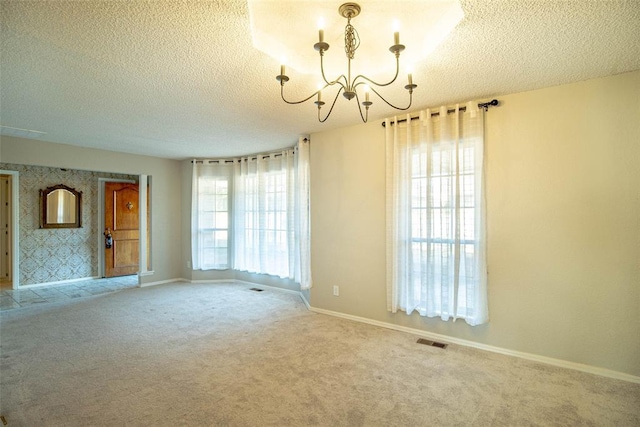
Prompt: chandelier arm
<box><xmin>280</xmin><ymin>84</ymin><xmax>322</xmax><ymax>105</ymax></box>
<box><xmin>320</xmin><ymin>54</ymin><xmax>348</xmax><ymax>90</ymax></box>
<box><xmin>318</xmin><ymin>86</ymin><xmax>345</xmax><ymax>123</ymax></box>
<box><xmin>353</xmin><ymin>92</ymin><xmax>369</xmax><ymax>123</ymax></box>
<box><xmin>352</xmin><ymin>56</ymin><xmax>401</xmax><ymax>88</ymax></box>
<box><xmin>324</xmin><ymin>74</ymin><xmax>348</xmax><ymax>91</ymax></box>
<box><xmin>369</xmin><ymin>86</ymin><xmax>414</xmax><ymax>111</ymax></box>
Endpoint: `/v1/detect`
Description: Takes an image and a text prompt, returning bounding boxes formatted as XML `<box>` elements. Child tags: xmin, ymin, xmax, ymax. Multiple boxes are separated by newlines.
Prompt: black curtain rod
<box><xmin>191</xmin><ymin>138</ymin><xmax>309</xmax><ymax>164</ymax></box>
<box><xmin>381</xmin><ymin>99</ymin><xmax>499</xmax><ymax>127</ymax></box>
<box><xmin>192</xmin><ymin>159</ymin><xmax>236</xmax><ymax>164</ymax></box>
<box><xmin>192</xmin><ymin>154</ymin><xmax>283</xmax><ymax>164</ymax></box>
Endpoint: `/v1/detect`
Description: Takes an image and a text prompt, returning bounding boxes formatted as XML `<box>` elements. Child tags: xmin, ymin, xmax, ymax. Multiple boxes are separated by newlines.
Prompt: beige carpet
<box><xmin>1</xmin><ymin>282</ymin><xmax>638</xmax><ymax>426</ymax></box>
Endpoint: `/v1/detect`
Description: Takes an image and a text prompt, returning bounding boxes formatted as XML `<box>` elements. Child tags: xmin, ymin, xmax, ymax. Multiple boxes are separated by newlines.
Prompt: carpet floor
<box><xmin>0</xmin><ymin>282</ymin><xmax>638</xmax><ymax>426</ymax></box>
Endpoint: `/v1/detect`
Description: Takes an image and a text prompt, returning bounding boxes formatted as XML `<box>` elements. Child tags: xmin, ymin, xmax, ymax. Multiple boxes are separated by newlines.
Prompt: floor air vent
<box><xmin>417</xmin><ymin>338</ymin><xmax>448</xmax><ymax>349</ymax></box>
<box><xmin>249</xmin><ymin>288</ymin><xmax>264</xmax><ymax>292</ymax></box>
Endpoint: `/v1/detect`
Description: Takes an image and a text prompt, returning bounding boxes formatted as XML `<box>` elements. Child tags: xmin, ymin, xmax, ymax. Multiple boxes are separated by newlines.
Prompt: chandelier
<box><xmin>276</xmin><ymin>2</ymin><xmax>417</xmax><ymax>123</ymax></box>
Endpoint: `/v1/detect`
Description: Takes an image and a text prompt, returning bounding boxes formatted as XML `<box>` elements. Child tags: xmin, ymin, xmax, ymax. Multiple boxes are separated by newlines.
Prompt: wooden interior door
<box><xmin>105</xmin><ymin>182</ymin><xmax>139</xmax><ymax>277</ymax></box>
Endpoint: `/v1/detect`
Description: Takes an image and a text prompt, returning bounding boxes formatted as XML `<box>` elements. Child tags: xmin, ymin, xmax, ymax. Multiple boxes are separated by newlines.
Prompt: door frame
<box><xmin>98</xmin><ymin>178</ymin><xmax>136</xmax><ymax>278</ymax></box>
<box><xmin>0</xmin><ymin>170</ymin><xmax>19</xmax><ymax>289</ymax></box>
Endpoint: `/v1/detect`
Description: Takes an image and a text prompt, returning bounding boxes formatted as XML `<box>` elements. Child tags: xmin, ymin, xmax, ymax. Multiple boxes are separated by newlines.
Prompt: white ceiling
<box><xmin>1</xmin><ymin>0</ymin><xmax>639</xmax><ymax>160</ymax></box>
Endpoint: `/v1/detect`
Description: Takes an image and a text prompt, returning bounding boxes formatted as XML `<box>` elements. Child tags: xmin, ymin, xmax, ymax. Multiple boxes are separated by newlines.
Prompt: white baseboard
<box><xmin>139</xmin><ymin>278</ymin><xmax>239</xmax><ymax>287</ymax></box>
<box><xmin>234</xmin><ymin>280</ymin><xmax>311</xmax><ymax>311</ymax></box>
<box><xmin>188</xmin><ymin>279</ymin><xmax>235</xmax><ymax>284</ymax></box>
<box><xmin>309</xmin><ymin>306</ymin><xmax>640</xmax><ymax>384</ymax></box>
<box><xmin>234</xmin><ymin>279</ymin><xmax>302</xmax><ymax>296</ymax></box>
<box><xmin>139</xmin><ymin>278</ymin><xmax>187</xmax><ymax>287</ymax></box>
<box><xmin>185</xmin><ymin>278</ymin><xmax>310</xmax><ymax>308</ymax></box>
<box><xmin>299</xmin><ymin>292</ymin><xmax>311</xmax><ymax>310</ymax></box>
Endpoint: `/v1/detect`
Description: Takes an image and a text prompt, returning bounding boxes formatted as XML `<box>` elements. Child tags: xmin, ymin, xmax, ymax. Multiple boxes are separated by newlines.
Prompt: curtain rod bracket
<box><xmin>478</xmin><ymin>99</ymin><xmax>499</xmax><ymax>111</ymax></box>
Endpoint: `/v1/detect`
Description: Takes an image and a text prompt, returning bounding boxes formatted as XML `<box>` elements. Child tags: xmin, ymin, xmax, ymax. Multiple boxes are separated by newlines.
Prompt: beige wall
<box><xmin>309</xmin><ymin>70</ymin><xmax>640</xmax><ymax>377</ymax></box>
<box><xmin>0</xmin><ymin>137</ymin><xmax>183</xmax><ymax>284</ymax></box>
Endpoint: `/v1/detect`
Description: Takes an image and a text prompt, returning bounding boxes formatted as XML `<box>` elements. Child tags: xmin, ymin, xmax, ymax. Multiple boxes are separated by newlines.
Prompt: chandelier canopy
<box><xmin>276</xmin><ymin>2</ymin><xmax>416</xmax><ymax>123</ymax></box>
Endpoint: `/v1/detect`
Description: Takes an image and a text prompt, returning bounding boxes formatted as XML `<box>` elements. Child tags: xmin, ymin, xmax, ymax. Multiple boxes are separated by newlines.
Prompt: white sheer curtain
<box><xmin>386</xmin><ymin>102</ymin><xmax>488</xmax><ymax>325</ymax></box>
<box><xmin>232</xmin><ymin>149</ymin><xmax>295</xmax><ymax>278</ymax></box>
<box><xmin>191</xmin><ymin>140</ymin><xmax>312</xmax><ymax>287</ymax></box>
<box><xmin>294</xmin><ymin>137</ymin><xmax>312</xmax><ymax>289</ymax></box>
<box><xmin>231</xmin><ymin>138</ymin><xmax>313</xmax><ymax>288</ymax></box>
<box><xmin>191</xmin><ymin>161</ymin><xmax>232</xmax><ymax>270</ymax></box>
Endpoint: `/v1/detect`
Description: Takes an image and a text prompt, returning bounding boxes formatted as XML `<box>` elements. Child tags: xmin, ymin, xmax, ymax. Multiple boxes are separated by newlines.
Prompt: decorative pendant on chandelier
<box><xmin>276</xmin><ymin>2</ymin><xmax>417</xmax><ymax>123</ymax></box>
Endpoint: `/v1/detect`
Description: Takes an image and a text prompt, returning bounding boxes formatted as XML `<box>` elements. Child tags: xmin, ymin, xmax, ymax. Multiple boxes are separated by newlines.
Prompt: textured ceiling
<box><xmin>1</xmin><ymin>0</ymin><xmax>639</xmax><ymax>160</ymax></box>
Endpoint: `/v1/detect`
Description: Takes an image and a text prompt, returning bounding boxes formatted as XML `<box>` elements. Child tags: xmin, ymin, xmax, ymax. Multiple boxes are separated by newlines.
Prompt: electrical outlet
<box><xmin>333</xmin><ymin>285</ymin><xmax>339</xmax><ymax>296</ymax></box>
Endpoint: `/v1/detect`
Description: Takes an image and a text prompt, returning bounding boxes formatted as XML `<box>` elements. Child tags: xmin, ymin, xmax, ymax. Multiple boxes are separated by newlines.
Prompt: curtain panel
<box><xmin>232</xmin><ymin>148</ymin><xmax>297</xmax><ymax>279</ymax></box>
<box><xmin>294</xmin><ymin>138</ymin><xmax>312</xmax><ymax>289</ymax></box>
<box><xmin>191</xmin><ymin>138</ymin><xmax>312</xmax><ymax>289</ymax></box>
<box><xmin>191</xmin><ymin>161</ymin><xmax>232</xmax><ymax>270</ymax></box>
<box><xmin>385</xmin><ymin>102</ymin><xmax>488</xmax><ymax>325</ymax></box>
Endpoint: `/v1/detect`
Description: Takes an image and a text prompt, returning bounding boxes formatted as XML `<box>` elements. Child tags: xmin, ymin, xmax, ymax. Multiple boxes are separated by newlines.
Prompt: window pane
<box><xmin>216</xmin><ymin>180</ymin><xmax>228</xmax><ymax>194</ymax></box>
<box><xmin>215</xmin><ymin>212</ymin><xmax>228</xmax><ymax>229</ymax></box>
<box><xmin>216</xmin><ymin>194</ymin><xmax>228</xmax><ymax>211</ymax></box>
<box><xmin>214</xmin><ymin>230</ymin><xmax>228</xmax><ymax>247</ymax></box>
<box><xmin>214</xmin><ymin>248</ymin><xmax>228</xmax><ymax>266</ymax></box>
<box><xmin>202</xmin><ymin>231</ymin><xmax>214</xmax><ymax>247</ymax></box>
<box><xmin>196</xmin><ymin>176</ymin><xmax>229</xmax><ymax>269</ymax></box>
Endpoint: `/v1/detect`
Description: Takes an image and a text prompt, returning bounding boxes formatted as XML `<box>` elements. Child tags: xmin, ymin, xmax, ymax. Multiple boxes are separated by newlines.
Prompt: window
<box><xmin>191</xmin><ymin>163</ymin><xmax>231</xmax><ymax>270</ymax></box>
<box><xmin>191</xmin><ymin>139</ymin><xmax>312</xmax><ymax>289</ymax></box>
<box><xmin>239</xmin><ymin>169</ymin><xmax>290</xmax><ymax>274</ymax></box>
<box><xmin>386</xmin><ymin>105</ymin><xmax>488</xmax><ymax>325</ymax></box>
<box><xmin>409</xmin><ymin>143</ymin><xmax>477</xmax><ymax>316</ymax></box>
<box><xmin>233</xmin><ymin>156</ymin><xmax>294</xmax><ymax>278</ymax></box>
<box><xmin>197</xmin><ymin>177</ymin><xmax>229</xmax><ymax>269</ymax></box>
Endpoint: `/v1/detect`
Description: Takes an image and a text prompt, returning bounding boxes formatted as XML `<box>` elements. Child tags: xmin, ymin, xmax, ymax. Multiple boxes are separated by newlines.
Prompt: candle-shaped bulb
<box><xmin>393</xmin><ymin>20</ymin><xmax>400</xmax><ymax>45</ymax></box>
<box><xmin>280</xmin><ymin>64</ymin><xmax>285</xmax><ymax>76</ymax></box>
<box><xmin>280</xmin><ymin>56</ymin><xmax>286</xmax><ymax>76</ymax></box>
<box><xmin>318</xmin><ymin>17</ymin><xmax>325</xmax><ymax>43</ymax></box>
<box><xmin>364</xmin><ymin>84</ymin><xmax>370</xmax><ymax>102</ymax></box>
<box><xmin>406</xmin><ymin>64</ymin><xmax>414</xmax><ymax>86</ymax></box>
<box><xmin>317</xmin><ymin>83</ymin><xmax>323</xmax><ymax>102</ymax></box>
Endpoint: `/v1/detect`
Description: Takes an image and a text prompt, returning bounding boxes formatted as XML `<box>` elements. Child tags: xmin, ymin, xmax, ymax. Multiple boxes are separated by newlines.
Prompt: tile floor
<box><xmin>0</xmin><ymin>275</ymin><xmax>139</xmax><ymax>312</ymax></box>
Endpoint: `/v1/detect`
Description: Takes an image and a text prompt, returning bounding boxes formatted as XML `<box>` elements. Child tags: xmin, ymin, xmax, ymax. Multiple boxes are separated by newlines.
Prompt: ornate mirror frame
<box><xmin>40</xmin><ymin>184</ymin><xmax>82</xmax><ymax>229</ymax></box>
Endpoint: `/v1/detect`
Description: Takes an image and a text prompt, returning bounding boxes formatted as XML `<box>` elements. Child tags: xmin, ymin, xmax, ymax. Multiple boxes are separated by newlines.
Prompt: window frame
<box><xmin>196</xmin><ymin>174</ymin><xmax>231</xmax><ymax>270</ymax></box>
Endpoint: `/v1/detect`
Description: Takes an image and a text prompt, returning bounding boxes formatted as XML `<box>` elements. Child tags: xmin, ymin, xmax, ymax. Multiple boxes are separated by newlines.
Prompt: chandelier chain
<box><xmin>344</xmin><ymin>18</ymin><xmax>359</xmax><ymax>60</ymax></box>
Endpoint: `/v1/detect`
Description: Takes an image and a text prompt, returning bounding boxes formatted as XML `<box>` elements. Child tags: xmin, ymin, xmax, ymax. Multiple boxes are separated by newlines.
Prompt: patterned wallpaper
<box><xmin>0</xmin><ymin>163</ymin><xmax>137</xmax><ymax>286</ymax></box>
